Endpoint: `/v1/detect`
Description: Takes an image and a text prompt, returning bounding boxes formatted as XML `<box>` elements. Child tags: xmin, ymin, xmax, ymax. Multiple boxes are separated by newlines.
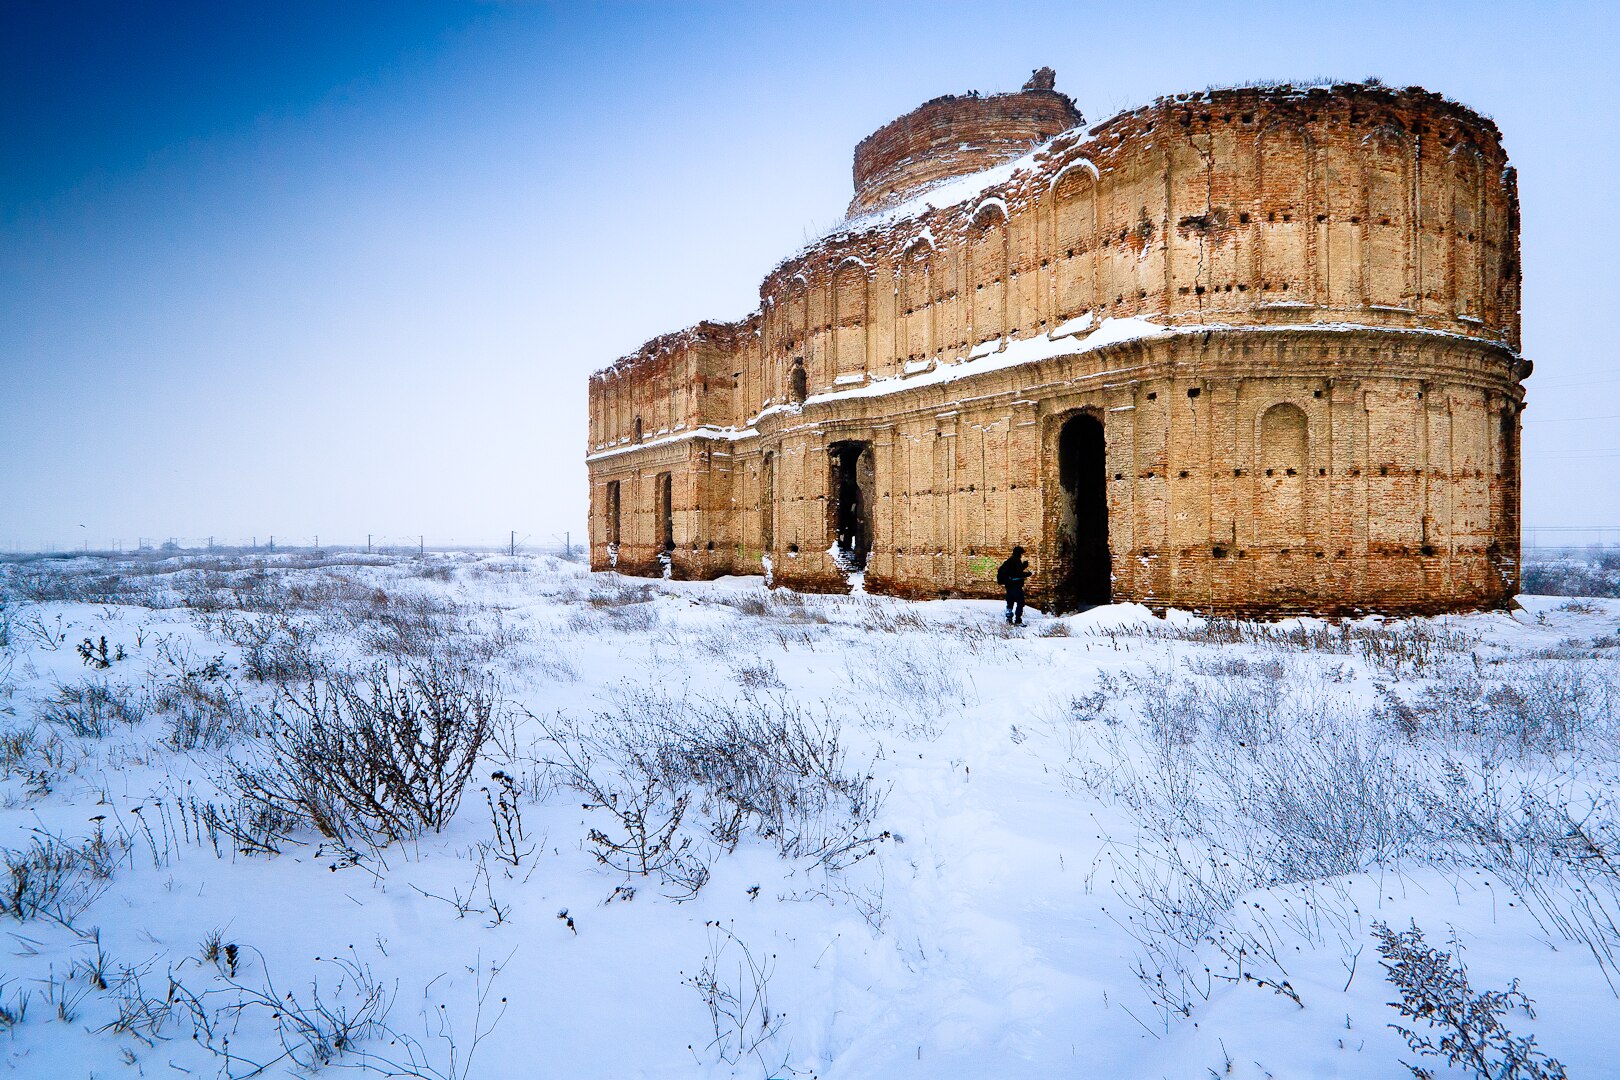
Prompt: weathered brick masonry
<box><xmin>586</xmin><ymin>73</ymin><xmax>1527</xmax><ymax>615</ymax></box>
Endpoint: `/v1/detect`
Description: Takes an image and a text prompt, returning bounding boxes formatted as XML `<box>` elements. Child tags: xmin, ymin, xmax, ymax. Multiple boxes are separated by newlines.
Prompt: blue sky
<box><xmin>2</xmin><ymin>1</ymin><xmax>1616</xmax><ymax>551</ymax></box>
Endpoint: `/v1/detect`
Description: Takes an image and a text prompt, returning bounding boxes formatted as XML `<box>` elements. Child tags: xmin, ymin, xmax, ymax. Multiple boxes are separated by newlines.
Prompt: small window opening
<box><xmin>788</xmin><ymin>357</ymin><xmax>807</xmax><ymax>404</ymax></box>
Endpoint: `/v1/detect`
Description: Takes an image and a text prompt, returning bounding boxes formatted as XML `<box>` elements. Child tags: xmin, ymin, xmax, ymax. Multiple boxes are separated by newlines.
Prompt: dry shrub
<box><xmin>540</xmin><ymin>687</ymin><xmax>887</xmax><ymax>899</ymax></box>
<box><xmin>40</xmin><ymin>678</ymin><xmax>143</xmax><ymax>738</ymax></box>
<box><xmin>235</xmin><ymin>659</ymin><xmax>498</xmax><ymax>845</ymax></box>
<box><xmin>2</xmin><ymin>829</ymin><xmax>125</xmax><ymax>924</ymax></box>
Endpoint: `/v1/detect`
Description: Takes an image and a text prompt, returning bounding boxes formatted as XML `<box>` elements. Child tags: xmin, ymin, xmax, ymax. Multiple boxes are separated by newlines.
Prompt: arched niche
<box><xmin>1256</xmin><ymin>402</ymin><xmax>1309</xmax><ymax>546</ymax></box>
<box><xmin>899</xmin><ymin>237</ymin><xmax>935</xmax><ymax>360</ymax></box>
<box><xmin>1051</xmin><ymin>160</ymin><xmax>1098</xmax><ymax>320</ymax></box>
<box><xmin>1448</xmin><ymin>141</ymin><xmax>1487</xmax><ymax>321</ymax></box>
<box><xmin>1362</xmin><ymin>123</ymin><xmax>1414</xmax><ymax>309</ymax></box>
<box><xmin>1256</xmin><ymin>115</ymin><xmax>1313</xmax><ymax>300</ymax></box>
<box><xmin>832</xmin><ymin>258</ymin><xmax>869</xmax><ymax>375</ymax></box>
<box><xmin>968</xmin><ymin>200</ymin><xmax>1009</xmax><ymax>344</ymax></box>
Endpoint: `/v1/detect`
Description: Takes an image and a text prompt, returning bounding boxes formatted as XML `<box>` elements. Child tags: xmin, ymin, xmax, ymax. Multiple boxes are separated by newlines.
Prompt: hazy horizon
<box><xmin>4</xmin><ymin>1</ymin><xmax>1617</xmax><ymax>553</ymax></box>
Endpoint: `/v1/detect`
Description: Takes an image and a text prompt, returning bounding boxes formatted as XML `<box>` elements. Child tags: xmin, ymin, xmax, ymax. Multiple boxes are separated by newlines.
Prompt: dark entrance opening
<box><xmin>606</xmin><ymin>480</ymin><xmax>621</xmax><ymax>546</ymax></box>
<box><xmin>761</xmin><ymin>452</ymin><xmax>776</xmax><ymax>551</ymax></box>
<box><xmin>655</xmin><ymin>472</ymin><xmax>674</xmax><ymax>551</ymax></box>
<box><xmin>1057</xmin><ymin>413</ymin><xmax>1110</xmax><ymax>609</ymax></box>
<box><xmin>829</xmin><ymin>441</ymin><xmax>874</xmax><ymax>570</ymax></box>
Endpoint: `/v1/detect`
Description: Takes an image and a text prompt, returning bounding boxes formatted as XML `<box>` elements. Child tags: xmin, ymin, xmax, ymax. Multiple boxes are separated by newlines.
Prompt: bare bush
<box><xmin>853</xmin><ymin>599</ymin><xmax>932</xmax><ymax>634</ymax></box>
<box><xmin>215</xmin><ymin>612</ymin><xmax>321</xmax><ymax>683</ymax></box>
<box><xmin>40</xmin><ymin>677</ymin><xmax>143</xmax><ymax>737</ymax></box>
<box><xmin>180</xmin><ymin>794</ymin><xmax>303</xmax><ymax>857</ymax></box>
<box><xmin>841</xmin><ymin>637</ymin><xmax>976</xmax><ymax>735</ymax></box>
<box><xmin>213</xmin><ymin>948</ymin><xmax>392</xmax><ymax>1070</ymax></box>
<box><xmin>606</xmin><ymin>688</ymin><xmax>887</xmax><ymax>869</ymax></box>
<box><xmin>540</xmin><ymin>688</ymin><xmax>887</xmax><ymax>898</ymax></box>
<box><xmin>411</xmin><ymin>558</ymin><xmax>456</xmax><ymax>582</ymax></box>
<box><xmin>539</xmin><ymin>710</ymin><xmax>704</xmax><ymax>897</ymax></box>
<box><xmin>685</xmin><ymin>921</ymin><xmax>789</xmax><ymax>1074</ymax></box>
<box><xmin>1384</xmin><ymin>658</ymin><xmax>1620</xmax><ymax>757</ymax></box>
<box><xmin>332</xmin><ymin>586</ymin><xmax>465</xmax><ymax>658</ymax></box>
<box><xmin>1420</xmin><ymin>762</ymin><xmax>1620</xmax><ymax>990</ymax></box>
<box><xmin>1482</xmin><ymin>660</ymin><xmax>1619</xmax><ymax>752</ymax></box>
<box><xmin>587</xmin><ymin>578</ymin><xmax>657</xmax><ymax>608</ymax></box>
<box><xmin>1068</xmin><ymin>673</ymin><xmax>1431</xmax><ymax>1022</ymax></box>
<box><xmin>234</xmin><ymin>659</ymin><xmax>497</xmax><ymax>845</ymax></box>
<box><xmin>1375</xmin><ymin>921</ymin><xmax>1567</xmax><ymax>1079</ymax></box>
<box><xmin>2</xmin><ymin>828</ymin><xmax>124</xmax><ymax>923</ymax></box>
<box><xmin>147</xmin><ymin>637</ymin><xmax>253</xmax><ymax>749</ymax></box>
<box><xmin>1088</xmin><ymin>615</ymin><xmax>1477</xmax><ymax>677</ymax></box>
<box><xmin>1522</xmin><ymin>549</ymin><xmax>1620</xmax><ymax>599</ymax></box>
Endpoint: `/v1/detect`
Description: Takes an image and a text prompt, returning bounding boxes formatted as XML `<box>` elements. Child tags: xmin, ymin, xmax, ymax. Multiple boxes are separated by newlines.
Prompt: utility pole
<box><xmin>367</xmin><ymin>534</ymin><xmax>372</xmax><ymax>554</ymax></box>
<box><xmin>419</xmin><ymin>535</ymin><xmax>424</xmax><ymax>557</ymax></box>
<box><xmin>510</xmin><ymin>530</ymin><xmax>516</xmax><ymax>557</ymax></box>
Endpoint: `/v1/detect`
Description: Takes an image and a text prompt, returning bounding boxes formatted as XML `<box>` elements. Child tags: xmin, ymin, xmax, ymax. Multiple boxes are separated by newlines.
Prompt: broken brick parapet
<box><xmin>849</xmin><ymin>86</ymin><xmax>1083</xmax><ymax>217</ymax></box>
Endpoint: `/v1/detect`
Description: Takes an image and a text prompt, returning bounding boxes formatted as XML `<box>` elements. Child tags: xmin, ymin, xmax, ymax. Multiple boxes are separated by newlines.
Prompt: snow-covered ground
<box><xmin>0</xmin><ymin>552</ymin><xmax>1616</xmax><ymax>1078</ymax></box>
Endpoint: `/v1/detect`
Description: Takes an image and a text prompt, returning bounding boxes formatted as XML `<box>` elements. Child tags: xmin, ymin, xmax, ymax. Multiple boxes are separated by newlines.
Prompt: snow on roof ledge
<box><xmin>588</xmin><ymin>318</ymin><xmax>1514</xmax><ymax>464</ymax></box>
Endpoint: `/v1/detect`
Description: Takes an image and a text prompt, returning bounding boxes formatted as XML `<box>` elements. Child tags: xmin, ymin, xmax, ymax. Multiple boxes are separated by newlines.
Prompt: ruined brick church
<box><xmin>586</xmin><ymin>69</ymin><xmax>1526</xmax><ymax>615</ymax></box>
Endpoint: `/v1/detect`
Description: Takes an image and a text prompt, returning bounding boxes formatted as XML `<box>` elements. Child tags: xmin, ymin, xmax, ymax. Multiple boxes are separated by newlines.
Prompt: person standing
<box><xmin>997</xmin><ymin>546</ymin><xmax>1030</xmax><ymax>625</ymax></box>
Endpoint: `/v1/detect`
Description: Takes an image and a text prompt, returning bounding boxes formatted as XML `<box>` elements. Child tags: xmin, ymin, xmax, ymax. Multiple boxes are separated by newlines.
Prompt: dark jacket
<box><xmin>996</xmin><ymin>555</ymin><xmax>1029</xmax><ymax>592</ymax></box>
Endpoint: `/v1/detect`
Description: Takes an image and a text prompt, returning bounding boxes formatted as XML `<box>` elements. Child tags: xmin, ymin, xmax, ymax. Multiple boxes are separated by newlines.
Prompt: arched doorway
<box><xmin>828</xmin><ymin>441</ymin><xmax>873</xmax><ymax>570</ymax></box>
<box><xmin>761</xmin><ymin>451</ymin><xmax>776</xmax><ymax>552</ymax></box>
<box><xmin>655</xmin><ymin>472</ymin><xmax>674</xmax><ymax>551</ymax></box>
<box><xmin>1057</xmin><ymin>413</ymin><xmax>1110</xmax><ymax>609</ymax></box>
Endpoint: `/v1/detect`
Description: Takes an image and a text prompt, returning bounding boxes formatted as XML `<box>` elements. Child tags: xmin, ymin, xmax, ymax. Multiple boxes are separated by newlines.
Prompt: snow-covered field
<box><xmin>0</xmin><ymin>551</ymin><xmax>1616</xmax><ymax>1078</ymax></box>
